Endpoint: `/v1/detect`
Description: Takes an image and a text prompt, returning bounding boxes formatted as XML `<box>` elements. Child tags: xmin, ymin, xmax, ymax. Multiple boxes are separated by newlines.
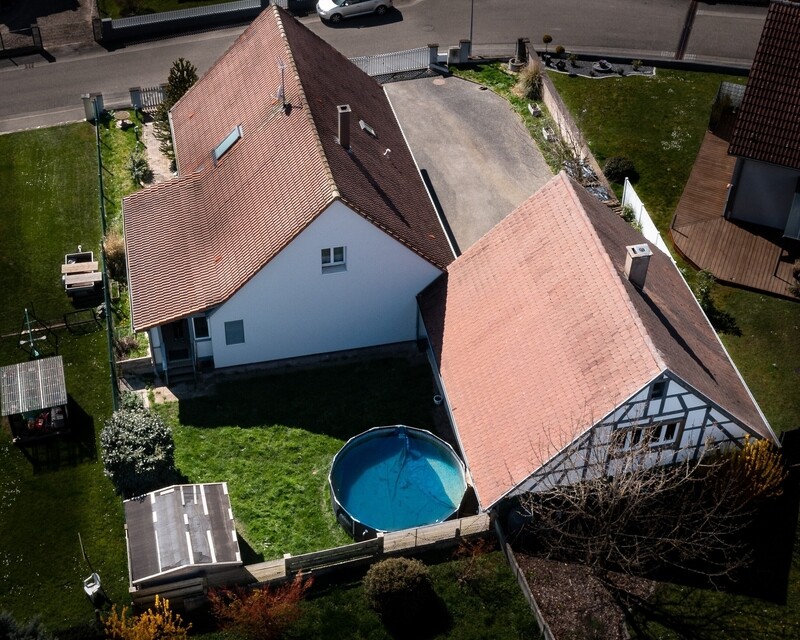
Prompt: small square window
<box><xmin>224</xmin><ymin>320</ymin><xmax>245</xmax><ymax>345</ymax></box>
<box><xmin>193</xmin><ymin>317</ymin><xmax>209</xmax><ymax>339</ymax></box>
<box><xmin>321</xmin><ymin>246</ymin><xmax>346</xmax><ymax>272</ymax></box>
<box><xmin>651</xmin><ymin>380</ymin><xmax>668</xmax><ymax>399</ymax></box>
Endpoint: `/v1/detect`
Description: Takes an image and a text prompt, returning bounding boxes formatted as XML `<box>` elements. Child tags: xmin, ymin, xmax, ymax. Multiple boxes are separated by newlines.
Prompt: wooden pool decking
<box><xmin>670</xmin><ymin>130</ymin><xmax>799</xmax><ymax>299</ymax></box>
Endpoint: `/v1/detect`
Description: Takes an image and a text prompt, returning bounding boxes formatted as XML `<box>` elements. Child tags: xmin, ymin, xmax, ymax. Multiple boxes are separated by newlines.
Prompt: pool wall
<box><xmin>329</xmin><ymin>425</ymin><xmax>468</xmax><ymax>541</ymax></box>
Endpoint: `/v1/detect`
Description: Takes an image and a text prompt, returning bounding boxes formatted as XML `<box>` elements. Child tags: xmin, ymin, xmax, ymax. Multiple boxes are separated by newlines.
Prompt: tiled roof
<box><xmin>728</xmin><ymin>0</ymin><xmax>800</xmax><ymax>169</ymax></box>
<box><xmin>124</xmin><ymin>7</ymin><xmax>451</xmax><ymax>330</ymax></box>
<box><xmin>419</xmin><ymin>173</ymin><xmax>773</xmax><ymax>509</ymax></box>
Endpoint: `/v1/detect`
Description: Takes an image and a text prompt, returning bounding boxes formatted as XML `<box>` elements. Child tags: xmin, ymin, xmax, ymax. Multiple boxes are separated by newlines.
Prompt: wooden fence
<box><xmin>131</xmin><ymin>513</ymin><xmax>491</xmax><ymax>607</ymax></box>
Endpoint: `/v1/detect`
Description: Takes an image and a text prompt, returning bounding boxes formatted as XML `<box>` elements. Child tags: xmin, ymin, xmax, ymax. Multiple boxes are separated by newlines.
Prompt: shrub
<box><xmin>103</xmin><ymin>229</ymin><xmax>126</xmax><ymax>282</ymax></box>
<box><xmin>516</xmin><ymin>58</ymin><xmax>542</xmax><ymax>100</ymax></box>
<box><xmin>632</xmin><ymin>59</ymin><xmax>643</xmax><ymax>71</ymax></box>
<box><xmin>542</xmin><ymin>33</ymin><xmax>552</xmax><ymax>52</ymax></box>
<box><xmin>104</xmin><ymin>595</ymin><xmax>190</xmax><ymax>639</ymax></box>
<box><xmin>209</xmin><ymin>574</ymin><xmax>312</xmax><ymax>640</ymax></box>
<box><xmin>723</xmin><ymin>436</ymin><xmax>787</xmax><ymax>503</ymax></box>
<box><xmin>0</xmin><ymin>612</ymin><xmax>53</xmax><ymax>640</ymax></box>
<box><xmin>363</xmin><ymin>557</ymin><xmax>433</xmax><ymax>617</ymax></box>
<box><xmin>100</xmin><ymin>406</ymin><xmax>177</xmax><ymax>497</ymax></box>
<box><xmin>603</xmin><ymin>155</ymin><xmax>638</xmax><ymax>183</ymax></box>
<box><xmin>568</xmin><ymin>53</ymin><xmax>578</xmax><ymax>67</ymax></box>
<box><xmin>554</xmin><ymin>45</ymin><xmax>565</xmax><ymax>56</ymax></box>
<box><xmin>120</xmin><ymin>390</ymin><xmax>145</xmax><ymax>411</ymax></box>
<box><xmin>126</xmin><ymin>149</ymin><xmax>153</xmax><ymax>185</ymax></box>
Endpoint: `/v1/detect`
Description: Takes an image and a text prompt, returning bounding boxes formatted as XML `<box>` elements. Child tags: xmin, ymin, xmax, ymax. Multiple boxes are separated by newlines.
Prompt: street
<box><xmin>0</xmin><ymin>0</ymin><xmax>766</xmax><ymax>133</ymax></box>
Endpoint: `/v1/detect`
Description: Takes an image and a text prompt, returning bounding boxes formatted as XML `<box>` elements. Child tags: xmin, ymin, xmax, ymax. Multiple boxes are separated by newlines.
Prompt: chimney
<box><xmin>624</xmin><ymin>244</ymin><xmax>653</xmax><ymax>289</ymax></box>
<box><xmin>337</xmin><ymin>104</ymin><xmax>351</xmax><ymax>149</ymax></box>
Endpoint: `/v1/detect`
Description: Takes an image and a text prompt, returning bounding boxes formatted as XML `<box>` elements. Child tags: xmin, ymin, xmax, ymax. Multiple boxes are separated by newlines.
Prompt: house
<box><xmin>725</xmin><ymin>0</ymin><xmax>800</xmax><ymax>240</ymax></box>
<box><xmin>418</xmin><ymin>173</ymin><xmax>778</xmax><ymax>511</ymax></box>
<box><xmin>124</xmin><ymin>483</ymin><xmax>241</xmax><ymax>590</ymax></box>
<box><xmin>123</xmin><ymin>6</ymin><xmax>453</xmax><ymax>379</ymax></box>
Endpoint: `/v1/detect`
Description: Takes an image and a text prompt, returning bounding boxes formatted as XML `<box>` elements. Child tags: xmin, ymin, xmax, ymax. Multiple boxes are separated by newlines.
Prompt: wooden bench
<box><xmin>61</xmin><ymin>261</ymin><xmax>98</xmax><ymax>275</ymax></box>
<box><xmin>64</xmin><ymin>271</ymin><xmax>103</xmax><ymax>291</ymax></box>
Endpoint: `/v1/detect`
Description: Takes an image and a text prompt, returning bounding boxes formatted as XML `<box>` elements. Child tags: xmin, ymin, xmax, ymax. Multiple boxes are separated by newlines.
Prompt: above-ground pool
<box><xmin>329</xmin><ymin>425</ymin><xmax>468</xmax><ymax>540</ymax></box>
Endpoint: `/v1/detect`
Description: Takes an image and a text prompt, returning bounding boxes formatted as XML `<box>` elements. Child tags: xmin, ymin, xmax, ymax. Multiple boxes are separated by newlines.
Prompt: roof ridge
<box><xmin>561</xmin><ymin>173</ymin><xmax>667</xmax><ymax>374</ymax></box>
<box><xmin>275</xmin><ymin>6</ymin><xmax>339</xmax><ymax>201</ymax></box>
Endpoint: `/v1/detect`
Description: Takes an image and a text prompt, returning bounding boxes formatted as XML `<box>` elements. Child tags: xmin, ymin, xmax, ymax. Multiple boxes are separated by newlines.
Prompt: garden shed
<box><xmin>0</xmin><ymin>356</ymin><xmax>69</xmax><ymax>444</ymax></box>
<box><xmin>124</xmin><ymin>482</ymin><xmax>242</xmax><ymax>590</ymax></box>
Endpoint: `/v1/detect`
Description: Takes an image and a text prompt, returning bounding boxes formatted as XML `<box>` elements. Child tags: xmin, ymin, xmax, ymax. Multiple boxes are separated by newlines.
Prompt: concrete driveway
<box><xmin>385</xmin><ymin>76</ymin><xmax>552</xmax><ymax>254</ymax></box>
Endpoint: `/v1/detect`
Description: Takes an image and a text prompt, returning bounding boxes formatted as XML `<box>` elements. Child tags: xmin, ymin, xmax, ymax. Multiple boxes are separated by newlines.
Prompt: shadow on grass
<box><xmin>176</xmin><ymin>356</ymin><xmax>440</xmax><ymax>442</ymax></box>
<box><xmin>16</xmin><ymin>395</ymin><xmax>98</xmax><ymax>472</ymax></box>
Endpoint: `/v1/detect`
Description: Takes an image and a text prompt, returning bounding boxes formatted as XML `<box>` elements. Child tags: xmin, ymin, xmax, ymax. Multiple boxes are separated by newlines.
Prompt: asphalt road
<box><xmin>0</xmin><ymin>0</ymin><xmax>767</xmax><ymax>133</ymax></box>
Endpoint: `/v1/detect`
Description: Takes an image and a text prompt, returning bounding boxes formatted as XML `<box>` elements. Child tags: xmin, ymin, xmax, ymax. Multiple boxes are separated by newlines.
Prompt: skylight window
<box><xmin>213</xmin><ymin>125</ymin><xmax>242</xmax><ymax>164</ymax></box>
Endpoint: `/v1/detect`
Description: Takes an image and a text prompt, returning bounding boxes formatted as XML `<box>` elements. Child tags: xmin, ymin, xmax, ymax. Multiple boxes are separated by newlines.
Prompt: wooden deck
<box><xmin>671</xmin><ymin>131</ymin><xmax>799</xmax><ymax>299</ymax></box>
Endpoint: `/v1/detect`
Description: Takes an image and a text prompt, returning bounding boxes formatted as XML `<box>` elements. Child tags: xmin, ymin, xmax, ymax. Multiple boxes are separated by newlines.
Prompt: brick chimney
<box><xmin>624</xmin><ymin>244</ymin><xmax>653</xmax><ymax>289</ymax></box>
<box><xmin>337</xmin><ymin>104</ymin><xmax>351</xmax><ymax>149</ymax></box>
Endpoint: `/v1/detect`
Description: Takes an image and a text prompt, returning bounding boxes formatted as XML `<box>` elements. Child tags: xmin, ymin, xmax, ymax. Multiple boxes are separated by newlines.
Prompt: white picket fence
<box><xmin>622</xmin><ymin>177</ymin><xmax>673</xmax><ymax>259</ymax></box>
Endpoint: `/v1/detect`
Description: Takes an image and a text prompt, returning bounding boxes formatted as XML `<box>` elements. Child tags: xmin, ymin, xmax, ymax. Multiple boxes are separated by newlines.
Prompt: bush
<box><xmin>104</xmin><ymin>595</ymin><xmax>190</xmax><ymax>639</ymax></box>
<box><xmin>100</xmin><ymin>407</ymin><xmax>177</xmax><ymax>497</ymax></box>
<box><xmin>209</xmin><ymin>574</ymin><xmax>312</xmax><ymax>640</ymax></box>
<box><xmin>515</xmin><ymin>58</ymin><xmax>542</xmax><ymax>100</ymax></box>
<box><xmin>0</xmin><ymin>612</ymin><xmax>53</xmax><ymax>640</ymax></box>
<box><xmin>363</xmin><ymin>557</ymin><xmax>433</xmax><ymax>617</ymax></box>
<box><xmin>554</xmin><ymin>45</ymin><xmax>565</xmax><ymax>56</ymax></box>
<box><xmin>120</xmin><ymin>390</ymin><xmax>145</xmax><ymax>411</ymax></box>
<box><xmin>603</xmin><ymin>155</ymin><xmax>638</xmax><ymax>183</ymax></box>
<box><xmin>126</xmin><ymin>149</ymin><xmax>153</xmax><ymax>185</ymax></box>
<box><xmin>103</xmin><ymin>229</ymin><xmax>126</xmax><ymax>282</ymax></box>
<box><xmin>632</xmin><ymin>59</ymin><xmax>643</xmax><ymax>71</ymax></box>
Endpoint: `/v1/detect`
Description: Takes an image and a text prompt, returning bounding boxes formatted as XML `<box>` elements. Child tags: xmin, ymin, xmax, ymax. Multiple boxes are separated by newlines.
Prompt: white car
<box><xmin>316</xmin><ymin>0</ymin><xmax>393</xmax><ymax>23</ymax></box>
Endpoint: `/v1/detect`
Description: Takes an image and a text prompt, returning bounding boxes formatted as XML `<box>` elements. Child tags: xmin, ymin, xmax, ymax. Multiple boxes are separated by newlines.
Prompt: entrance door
<box><xmin>162</xmin><ymin>319</ymin><xmax>191</xmax><ymax>363</ymax></box>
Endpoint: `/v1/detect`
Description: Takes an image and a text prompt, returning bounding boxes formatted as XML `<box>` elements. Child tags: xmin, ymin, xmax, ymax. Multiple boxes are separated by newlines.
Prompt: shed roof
<box><xmin>419</xmin><ymin>173</ymin><xmax>774</xmax><ymax>509</ymax></box>
<box><xmin>728</xmin><ymin>0</ymin><xmax>800</xmax><ymax>169</ymax></box>
<box><xmin>0</xmin><ymin>356</ymin><xmax>67</xmax><ymax>416</ymax></box>
<box><xmin>123</xmin><ymin>6</ymin><xmax>451</xmax><ymax>331</ymax></box>
<box><xmin>124</xmin><ymin>483</ymin><xmax>241</xmax><ymax>587</ymax></box>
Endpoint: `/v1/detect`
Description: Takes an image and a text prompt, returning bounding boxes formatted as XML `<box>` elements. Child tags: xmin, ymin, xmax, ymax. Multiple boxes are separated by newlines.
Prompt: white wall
<box><xmin>729</xmin><ymin>159</ymin><xmax>799</xmax><ymax>230</ymax></box>
<box><xmin>511</xmin><ymin>373</ymin><xmax>759</xmax><ymax>498</ymax></box>
<box><xmin>207</xmin><ymin>201</ymin><xmax>443</xmax><ymax>368</ymax></box>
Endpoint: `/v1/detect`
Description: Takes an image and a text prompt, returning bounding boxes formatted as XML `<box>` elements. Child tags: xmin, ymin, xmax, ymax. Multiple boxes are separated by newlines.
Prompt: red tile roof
<box><xmin>419</xmin><ymin>173</ymin><xmax>773</xmax><ymax>509</ymax></box>
<box><xmin>728</xmin><ymin>0</ymin><xmax>800</xmax><ymax>169</ymax></box>
<box><xmin>124</xmin><ymin>7</ymin><xmax>452</xmax><ymax>330</ymax></box>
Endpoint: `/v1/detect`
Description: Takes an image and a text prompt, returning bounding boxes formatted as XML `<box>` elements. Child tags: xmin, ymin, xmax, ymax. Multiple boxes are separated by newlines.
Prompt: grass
<box><xmin>0</xmin><ymin>123</ymin><xmax>128</xmax><ymax>638</ymax></box>
<box><xmin>97</xmin><ymin>0</ymin><xmax>243</xmax><ymax>19</ymax></box>
<box><xmin>158</xmin><ymin>356</ymin><xmax>442</xmax><ymax>559</ymax></box>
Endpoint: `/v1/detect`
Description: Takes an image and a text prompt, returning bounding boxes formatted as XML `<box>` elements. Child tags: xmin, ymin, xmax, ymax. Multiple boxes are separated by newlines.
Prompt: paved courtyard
<box><xmin>385</xmin><ymin>75</ymin><xmax>552</xmax><ymax>253</ymax></box>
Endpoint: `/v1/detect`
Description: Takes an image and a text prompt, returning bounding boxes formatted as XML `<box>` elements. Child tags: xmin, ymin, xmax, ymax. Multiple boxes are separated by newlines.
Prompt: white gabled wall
<box><xmin>509</xmin><ymin>372</ymin><xmax>763</xmax><ymax>499</ymax></box>
<box><xmin>207</xmin><ymin>201</ymin><xmax>442</xmax><ymax>368</ymax></box>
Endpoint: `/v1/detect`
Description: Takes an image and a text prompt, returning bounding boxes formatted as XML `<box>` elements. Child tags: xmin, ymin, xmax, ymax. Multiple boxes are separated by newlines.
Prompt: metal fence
<box><xmin>350</xmin><ymin>46</ymin><xmax>431</xmax><ymax>77</ymax></box>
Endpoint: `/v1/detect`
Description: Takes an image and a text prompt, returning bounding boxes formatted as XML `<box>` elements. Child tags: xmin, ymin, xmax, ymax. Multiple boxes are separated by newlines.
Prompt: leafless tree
<box><xmin>519</xmin><ymin>430</ymin><xmax>786</xmax><ymax>585</ymax></box>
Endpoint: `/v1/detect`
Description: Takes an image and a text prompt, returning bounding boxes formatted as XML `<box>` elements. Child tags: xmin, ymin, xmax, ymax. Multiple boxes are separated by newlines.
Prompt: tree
<box><xmin>104</xmin><ymin>595</ymin><xmax>190</xmax><ymax>639</ymax></box>
<box><xmin>100</xmin><ymin>406</ymin><xmax>177</xmax><ymax>497</ymax></box>
<box><xmin>0</xmin><ymin>611</ymin><xmax>53</xmax><ymax>640</ymax></box>
<box><xmin>209</xmin><ymin>574</ymin><xmax>312</xmax><ymax>640</ymax></box>
<box><xmin>519</xmin><ymin>432</ymin><xmax>786</xmax><ymax>585</ymax></box>
<box><xmin>153</xmin><ymin>58</ymin><xmax>198</xmax><ymax>168</ymax></box>
<box><xmin>542</xmin><ymin>34</ymin><xmax>553</xmax><ymax>53</ymax></box>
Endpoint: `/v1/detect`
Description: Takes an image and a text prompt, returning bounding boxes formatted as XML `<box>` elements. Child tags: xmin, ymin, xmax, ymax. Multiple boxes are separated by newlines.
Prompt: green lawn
<box><xmin>159</xmin><ymin>356</ymin><xmax>442</xmax><ymax>559</ymax></box>
<box><xmin>0</xmin><ymin>124</ymin><xmax>127</xmax><ymax>638</ymax></box>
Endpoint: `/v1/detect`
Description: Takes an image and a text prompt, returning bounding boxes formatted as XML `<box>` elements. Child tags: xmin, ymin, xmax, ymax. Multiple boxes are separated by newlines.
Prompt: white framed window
<box><xmin>193</xmin><ymin>316</ymin><xmax>209</xmax><ymax>340</ymax></box>
<box><xmin>224</xmin><ymin>320</ymin><xmax>245</xmax><ymax>345</ymax></box>
<box><xmin>624</xmin><ymin>420</ymin><xmax>682</xmax><ymax>449</ymax></box>
<box><xmin>321</xmin><ymin>246</ymin><xmax>346</xmax><ymax>272</ymax></box>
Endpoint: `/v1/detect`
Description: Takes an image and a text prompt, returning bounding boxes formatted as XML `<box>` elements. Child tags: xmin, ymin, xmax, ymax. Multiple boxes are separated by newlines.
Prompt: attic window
<box><xmin>359</xmin><ymin>120</ymin><xmax>376</xmax><ymax>137</ymax></box>
<box><xmin>651</xmin><ymin>380</ymin><xmax>667</xmax><ymax>399</ymax></box>
<box><xmin>213</xmin><ymin>125</ymin><xmax>242</xmax><ymax>164</ymax></box>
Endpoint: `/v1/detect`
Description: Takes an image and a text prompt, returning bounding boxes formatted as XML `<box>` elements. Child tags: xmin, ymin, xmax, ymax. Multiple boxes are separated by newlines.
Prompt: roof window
<box><xmin>359</xmin><ymin>119</ymin><xmax>376</xmax><ymax>137</ymax></box>
<box><xmin>213</xmin><ymin>125</ymin><xmax>242</xmax><ymax>164</ymax></box>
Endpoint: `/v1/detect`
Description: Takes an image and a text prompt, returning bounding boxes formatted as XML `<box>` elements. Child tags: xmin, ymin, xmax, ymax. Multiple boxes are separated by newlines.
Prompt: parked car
<box><xmin>316</xmin><ymin>0</ymin><xmax>393</xmax><ymax>23</ymax></box>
